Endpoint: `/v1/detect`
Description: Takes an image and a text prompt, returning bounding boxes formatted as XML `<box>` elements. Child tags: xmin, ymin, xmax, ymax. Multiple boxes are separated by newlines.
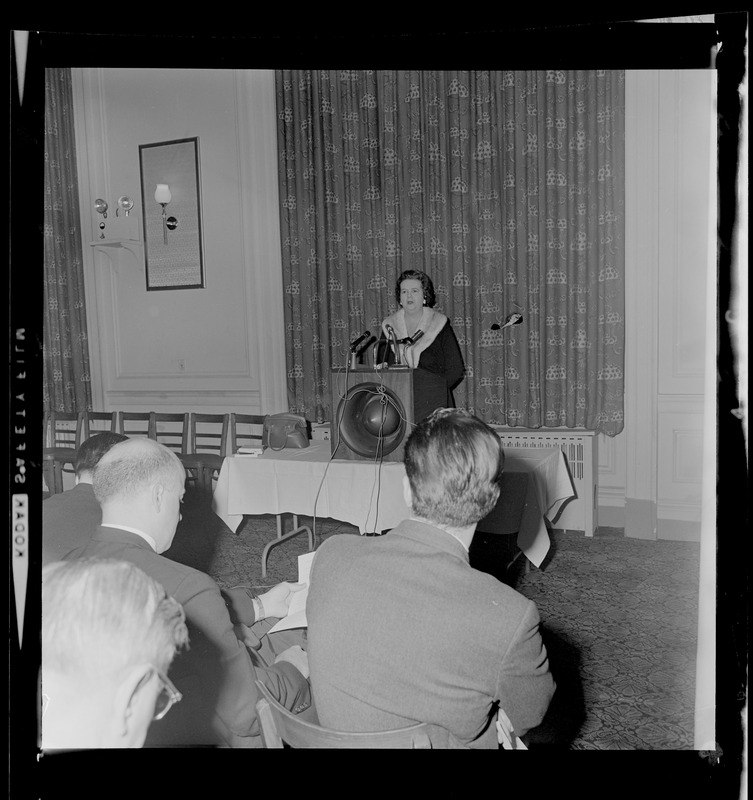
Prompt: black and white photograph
<box><xmin>9</xmin><ymin>12</ymin><xmax>747</xmax><ymax>796</ymax></box>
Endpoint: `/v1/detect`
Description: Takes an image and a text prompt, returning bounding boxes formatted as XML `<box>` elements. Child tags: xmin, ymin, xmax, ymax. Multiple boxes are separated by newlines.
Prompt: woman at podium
<box><xmin>379</xmin><ymin>270</ymin><xmax>465</xmax><ymax>423</ymax></box>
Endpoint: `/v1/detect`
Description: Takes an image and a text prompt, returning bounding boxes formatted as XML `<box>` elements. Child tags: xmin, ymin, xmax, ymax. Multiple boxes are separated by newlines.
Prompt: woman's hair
<box><xmin>395</xmin><ymin>269</ymin><xmax>436</xmax><ymax>308</ymax></box>
<box><xmin>42</xmin><ymin>558</ymin><xmax>188</xmax><ymax>679</ymax></box>
<box><xmin>404</xmin><ymin>408</ymin><xmax>504</xmax><ymax>527</ymax></box>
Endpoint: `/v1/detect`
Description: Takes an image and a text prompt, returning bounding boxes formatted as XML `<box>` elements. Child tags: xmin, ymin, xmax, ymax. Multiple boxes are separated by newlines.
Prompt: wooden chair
<box><xmin>151</xmin><ymin>412</ymin><xmax>201</xmax><ymax>490</ymax></box>
<box><xmin>151</xmin><ymin>412</ymin><xmax>189</xmax><ymax>455</ymax></box>
<box><xmin>117</xmin><ymin>411</ymin><xmax>154</xmax><ymax>438</ymax></box>
<box><xmin>229</xmin><ymin>413</ymin><xmax>265</xmax><ymax>454</ymax></box>
<box><xmin>188</xmin><ymin>412</ymin><xmax>229</xmax><ymax>493</ymax></box>
<box><xmin>254</xmin><ymin>680</ymin><xmax>453</xmax><ymax>749</ymax></box>
<box><xmin>81</xmin><ymin>410</ymin><xmax>117</xmax><ymax>440</ymax></box>
<box><xmin>43</xmin><ymin>411</ymin><xmax>83</xmax><ymax>494</ymax></box>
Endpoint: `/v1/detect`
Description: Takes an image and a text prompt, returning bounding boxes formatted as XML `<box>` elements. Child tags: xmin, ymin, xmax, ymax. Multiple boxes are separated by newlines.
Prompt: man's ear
<box><xmin>402</xmin><ymin>475</ymin><xmax>413</xmax><ymax>509</ymax></box>
<box><xmin>151</xmin><ymin>482</ymin><xmax>165</xmax><ymax>512</ymax></box>
<box><xmin>111</xmin><ymin>664</ymin><xmax>155</xmax><ymax>748</ymax></box>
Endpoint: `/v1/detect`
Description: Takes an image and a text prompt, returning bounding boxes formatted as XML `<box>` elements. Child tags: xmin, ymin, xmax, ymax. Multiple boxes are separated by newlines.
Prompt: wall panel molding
<box><xmin>235</xmin><ymin>70</ymin><xmax>288</xmax><ymax>413</ymax></box>
<box><xmin>624</xmin><ymin>70</ymin><xmax>660</xmax><ymax>538</ymax></box>
<box><xmin>106</xmin><ymin>389</ymin><xmax>263</xmax><ymax>414</ymax></box>
<box><xmin>671</xmin><ymin>428</ymin><xmax>704</xmax><ymax>484</ymax></box>
<box><xmin>596</xmin><ymin>432</ymin><xmax>620</xmax><ymax>479</ymax></box>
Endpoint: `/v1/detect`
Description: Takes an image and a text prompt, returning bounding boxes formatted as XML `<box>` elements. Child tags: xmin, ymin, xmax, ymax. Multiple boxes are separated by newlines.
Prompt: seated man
<box><xmin>307</xmin><ymin>408</ymin><xmax>555</xmax><ymax>748</ymax></box>
<box><xmin>41</xmin><ymin>557</ymin><xmax>189</xmax><ymax>749</ymax></box>
<box><xmin>66</xmin><ymin>437</ymin><xmax>312</xmax><ymax>747</ymax></box>
<box><xmin>42</xmin><ymin>431</ymin><xmax>128</xmax><ymax>565</ymax></box>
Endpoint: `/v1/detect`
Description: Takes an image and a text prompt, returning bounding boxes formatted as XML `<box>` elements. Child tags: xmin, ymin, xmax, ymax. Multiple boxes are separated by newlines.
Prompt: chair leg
<box><xmin>202</xmin><ymin>467</ymin><xmax>215</xmax><ymax>496</ymax></box>
<box><xmin>52</xmin><ymin>462</ymin><xmax>64</xmax><ymax>494</ymax></box>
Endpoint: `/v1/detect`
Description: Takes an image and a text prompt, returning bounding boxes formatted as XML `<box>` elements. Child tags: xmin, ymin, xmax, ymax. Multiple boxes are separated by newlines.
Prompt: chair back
<box><xmin>254</xmin><ymin>680</ymin><xmax>451</xmax><ymax>749</ymax></box>
<box><xmin>230</xmin><ymin>413</ymin><xmax>265</xmax><ymax>454</ymax></box>
<box><xmin>118</xmin><ymin>411</ymin><xmax>155</xmax><ymax>438</ymax></box>
<box><xmin>190</xmin><ymin>413</ymin><xmax>229</xmax><ymax>457</ymax></box>
<box><xmin>81</xmin><ymin>410</ymin><xmax>117</xmax><ymax>440</ymax></box>
<box><xmin>46</xmin><ymin>411</ymin><xmax>83</xmax><ymax>449</ymax></box>
<box><xmin>152</xmin><ymin>413</ymin><xmax>189</xmax><ymax>455</ymax></box>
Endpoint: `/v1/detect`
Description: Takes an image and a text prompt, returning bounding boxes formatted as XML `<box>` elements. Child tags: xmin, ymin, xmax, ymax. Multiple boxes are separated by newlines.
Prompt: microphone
<box><xmin>405</xmin><ymin>329</ymin><xmax>424</xmax><ymax>346</ymax></box>
<box><xmin>385</xmin><ymin>324</ymin><xmax>402</xmax><ymax>365</ymax></box>
<box><xmin>491</xmin><ymin>313</ymin><xmax>523</xmax><ymax>331</ymax></box>
<box><xmin>349</xmin><ymin>330</ymin><xmax>371</xmax><ymax>353</ymax></box>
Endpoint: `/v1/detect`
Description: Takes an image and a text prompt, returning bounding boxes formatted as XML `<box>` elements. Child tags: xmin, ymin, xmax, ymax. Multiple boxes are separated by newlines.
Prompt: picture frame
<box><xmin>139</xmin><ymin>137</ymin><xmax>205</xmax><ymax>290</ymax></box>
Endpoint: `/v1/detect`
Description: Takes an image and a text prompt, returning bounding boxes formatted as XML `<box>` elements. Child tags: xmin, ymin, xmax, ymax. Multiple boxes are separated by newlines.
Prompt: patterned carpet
<box><xmin>165</xmin><ymin>489</ymin><xmax>701</xmax><ymax>750</ymax></box>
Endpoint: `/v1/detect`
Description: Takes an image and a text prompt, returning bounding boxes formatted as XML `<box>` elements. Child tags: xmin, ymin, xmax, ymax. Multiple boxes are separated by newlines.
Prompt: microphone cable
<box><xmin>310</xmin><ymin>351</ymin><xmax>353</xmax><ymax>547</ymax></box>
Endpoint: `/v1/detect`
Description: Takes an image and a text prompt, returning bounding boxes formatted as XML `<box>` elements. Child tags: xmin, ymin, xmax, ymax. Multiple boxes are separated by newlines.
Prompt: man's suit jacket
<box><xmin>67</xmin><ymin>526</ymin><xmax>311</xmax><ymax>746</ymax></box>
<box><xmin>307</xmin><ymin>520</ymin><xmax>555</xmax><ymax>748</ymax></box>
<box><xmin>42</xmin><ymin>483</ymin><xmax>101</xmax><ymax>566</ymax></box>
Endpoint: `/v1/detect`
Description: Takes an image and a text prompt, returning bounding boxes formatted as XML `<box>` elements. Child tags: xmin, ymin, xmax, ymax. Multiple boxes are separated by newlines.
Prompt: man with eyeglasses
<box><xmin>41</xmin><ymin>558</ymin><xmax>189</xmax><ymax>749</ymax></box>
<box><xmin>65</xmin><ymin>437</ymin><xmax>312</xmax><ymax>747</ymax></box>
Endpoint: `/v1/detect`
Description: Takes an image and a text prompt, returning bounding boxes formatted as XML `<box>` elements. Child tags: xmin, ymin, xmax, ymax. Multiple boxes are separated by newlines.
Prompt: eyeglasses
<box><xmin>152</xmin><ymin>668</ymin><xmax>182</xmax><ymax>720</ymax></box>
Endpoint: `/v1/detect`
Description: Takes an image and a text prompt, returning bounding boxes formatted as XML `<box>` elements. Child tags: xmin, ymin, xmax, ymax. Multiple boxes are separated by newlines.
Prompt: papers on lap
<box><xmin>268</xmin><ymin>551</ymin><xmax>315</xmax><ymax>633</ymax></box>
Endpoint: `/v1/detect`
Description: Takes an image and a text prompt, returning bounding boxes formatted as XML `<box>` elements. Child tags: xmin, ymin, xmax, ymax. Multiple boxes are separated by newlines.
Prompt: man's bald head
<box><xmin>93</xmin><ymin>438</ymin><xmax>185</xmax><ymax>507</ymax></box>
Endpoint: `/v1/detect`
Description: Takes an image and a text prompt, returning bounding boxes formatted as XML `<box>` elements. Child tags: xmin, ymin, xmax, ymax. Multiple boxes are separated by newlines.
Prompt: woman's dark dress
<box><xmin>380</xmin><ymin>320</ymin><xmax>465</xmax><ymax>423</ymax></box>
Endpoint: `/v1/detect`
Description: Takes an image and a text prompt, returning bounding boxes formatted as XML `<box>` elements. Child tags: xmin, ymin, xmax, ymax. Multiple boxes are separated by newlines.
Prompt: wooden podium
<box><xmin>330</xmin><ymin>367</ymin><xmax>414</xmax><ymax>462</ymax></box>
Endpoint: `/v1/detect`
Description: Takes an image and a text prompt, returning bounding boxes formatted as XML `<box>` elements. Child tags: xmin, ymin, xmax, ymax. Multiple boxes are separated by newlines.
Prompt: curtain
<box><xmin>276</xmin><ymin>70</ymin><xmax>625</xmax><ymax>436</ymax></box>
<box><xmin>43</xmin><ymin>67</ymin><xmax>92</xmax><ymax>413</ymax></box>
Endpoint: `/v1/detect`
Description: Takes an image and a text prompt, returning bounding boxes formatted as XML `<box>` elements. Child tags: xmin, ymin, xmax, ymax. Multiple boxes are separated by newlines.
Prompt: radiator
<box><xmin>491</xmin><ymin>428</ymin><xmax>598</xmax><ymax>536</ymax></box>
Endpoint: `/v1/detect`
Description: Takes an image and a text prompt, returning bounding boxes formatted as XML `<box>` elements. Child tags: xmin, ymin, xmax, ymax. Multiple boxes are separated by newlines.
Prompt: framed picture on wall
<box><xmin>139</xmin><ymin>137</ymin><xmax>205</xmax><ymax>290</ymax></box>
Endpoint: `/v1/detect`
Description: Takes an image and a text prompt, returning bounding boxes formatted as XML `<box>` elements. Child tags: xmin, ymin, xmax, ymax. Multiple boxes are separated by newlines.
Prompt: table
<box><xmin>212</xmin><ymin>441</ymin><xmax>574</xmax><ymax>569</ymax></box>
<box><xmin>477</xmin><ymin>447</ymin><xmax>576</xmax><ymax>568</ymax></box>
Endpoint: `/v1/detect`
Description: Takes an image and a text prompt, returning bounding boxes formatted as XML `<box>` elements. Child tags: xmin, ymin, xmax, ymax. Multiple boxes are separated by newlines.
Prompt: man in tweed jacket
<box><xmin>307</xmin><ymin>408</ymin><xmax>555</xmax><ymax>748</ymax></box>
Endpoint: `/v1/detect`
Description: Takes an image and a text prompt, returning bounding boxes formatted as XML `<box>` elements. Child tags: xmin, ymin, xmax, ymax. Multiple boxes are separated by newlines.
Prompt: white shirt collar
<box><xmin>100</xmin><ymin>523</ymin><xmax>158</xmax><ymax>552</ymax></box>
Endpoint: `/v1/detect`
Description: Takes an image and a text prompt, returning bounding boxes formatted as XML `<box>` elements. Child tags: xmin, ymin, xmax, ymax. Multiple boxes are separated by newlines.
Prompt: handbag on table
<box><xmin>262</xmin><ymin>413</ymin><xmax>309</xmax><ymax>451</ymax></box>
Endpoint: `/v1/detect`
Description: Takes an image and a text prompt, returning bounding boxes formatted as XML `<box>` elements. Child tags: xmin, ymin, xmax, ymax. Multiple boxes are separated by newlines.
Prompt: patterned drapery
<box><xmin>43</xmin><ymin>68</ymin><xmax>92</xmax><ymax>413</ymax></box>
<box><xmin>275</xmin><ymin>70</ymin><xmax>625</xmax><ymax>435</ymax></box>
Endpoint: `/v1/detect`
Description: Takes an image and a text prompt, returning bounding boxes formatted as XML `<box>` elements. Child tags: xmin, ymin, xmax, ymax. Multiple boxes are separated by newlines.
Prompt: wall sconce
<box><xmin>154</xmin><ymin>184</ymin><xmax>178</xmax><ymax>245</ymax></box>
<box><xmin>117</xmin><ymin>196</ymin><xmax>134</xmax><ymax>216</ymax></box>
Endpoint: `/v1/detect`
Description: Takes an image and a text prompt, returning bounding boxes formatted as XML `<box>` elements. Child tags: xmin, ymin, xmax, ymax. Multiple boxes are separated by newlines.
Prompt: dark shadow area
<box><xmin>470</xmin><ymin>524</ymin><xmax>559</xmax><ymax>586</ymax></box>
<box><xmin>469</xmin><ymin>531</ymin><xmax>518</xmax><ymax>585</ymax></box>
<box><xmin>521</xmin><ymin>624</ymin><xmax>586</xmax><ymax>749</ymax></box>
<box><xmin>162</xmin><ymin>485</ymin><xmax>223</xmax><ymax>574</ymax></box>
<box><xmin>144</xmin><ymin>628</ymin><xmax>225</xmax><ymax>747</ymax></box>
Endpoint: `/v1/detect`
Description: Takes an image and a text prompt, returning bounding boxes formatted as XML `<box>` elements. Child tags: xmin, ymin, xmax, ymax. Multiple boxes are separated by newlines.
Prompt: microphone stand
<box><xmin>386</xmin><ymin>325</ymin><xmax>402</xmax><ymax>365</ymax></box>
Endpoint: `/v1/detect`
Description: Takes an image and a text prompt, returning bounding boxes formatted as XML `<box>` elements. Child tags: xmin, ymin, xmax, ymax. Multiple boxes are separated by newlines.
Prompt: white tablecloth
<box><xmin>212</xmin><ymin>441</ymin><xmax>408</xmax><ymax>535</ymax></box>
<box><xmin>490</xmin><ymin>447</ymin><xmax>576</xmax><ymax>566</ymax></box>
<box><xmin>212</xmin><ymin>441</ymin><xmax>574</xmax><ymax>567</ymax></box>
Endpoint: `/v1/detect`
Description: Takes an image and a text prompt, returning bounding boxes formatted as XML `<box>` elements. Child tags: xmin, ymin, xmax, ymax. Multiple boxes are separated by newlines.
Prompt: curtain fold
<box><xmin>43</xmin><ymin>67</ymin><xmax>91</xmax><ymax>413</ymax></box>
<box><xmin>276</xmin><ymin>70</ymin><xmax>625</xmax><ymax>435</ymax></box>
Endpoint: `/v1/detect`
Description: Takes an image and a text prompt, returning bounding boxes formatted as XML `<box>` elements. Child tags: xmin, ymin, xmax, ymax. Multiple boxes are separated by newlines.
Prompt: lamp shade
<box><xmin>154</xmin><ymin>184</ymin><xmax>172</xmax><ymax>204</ymax></box>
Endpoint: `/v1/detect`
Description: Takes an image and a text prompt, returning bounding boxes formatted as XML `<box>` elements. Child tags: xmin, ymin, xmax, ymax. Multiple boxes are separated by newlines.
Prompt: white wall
<box><xmin>598</xmin><ymin>70</ymin><xmax>715</xmax><ymax>541</ymax></box>
<box><xmin>72</xmin><ymin>68</ymin><xmax>715</xmax><ymax>540</ymax></box>
<box><xmin>72</xmin><ymin>68</ymin><xmax>287</xmax><ymax>417</ymax></box>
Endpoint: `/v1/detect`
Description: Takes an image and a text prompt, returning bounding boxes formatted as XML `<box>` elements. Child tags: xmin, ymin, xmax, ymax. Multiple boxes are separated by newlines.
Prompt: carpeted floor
<box><xmin>165</xmin><ymin>488</ymin><xmax>701</xmax><ymax>750</ymax></box>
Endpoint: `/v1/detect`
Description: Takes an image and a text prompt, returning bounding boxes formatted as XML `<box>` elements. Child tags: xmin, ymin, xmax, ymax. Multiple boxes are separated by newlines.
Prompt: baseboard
<box><xmin>597</xmin><ymin>504</ymin><xmax>625</xmax><ymax>528</ymax></box>
<box><xmin>657</xmin><ymin>518</ymin><xmax>701</xmax><ymax>542</ymax></box>
<box><xmin>625</xmin><ymin>498</ymin><xmax>658</xmax><ymax>540</ymax></box>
